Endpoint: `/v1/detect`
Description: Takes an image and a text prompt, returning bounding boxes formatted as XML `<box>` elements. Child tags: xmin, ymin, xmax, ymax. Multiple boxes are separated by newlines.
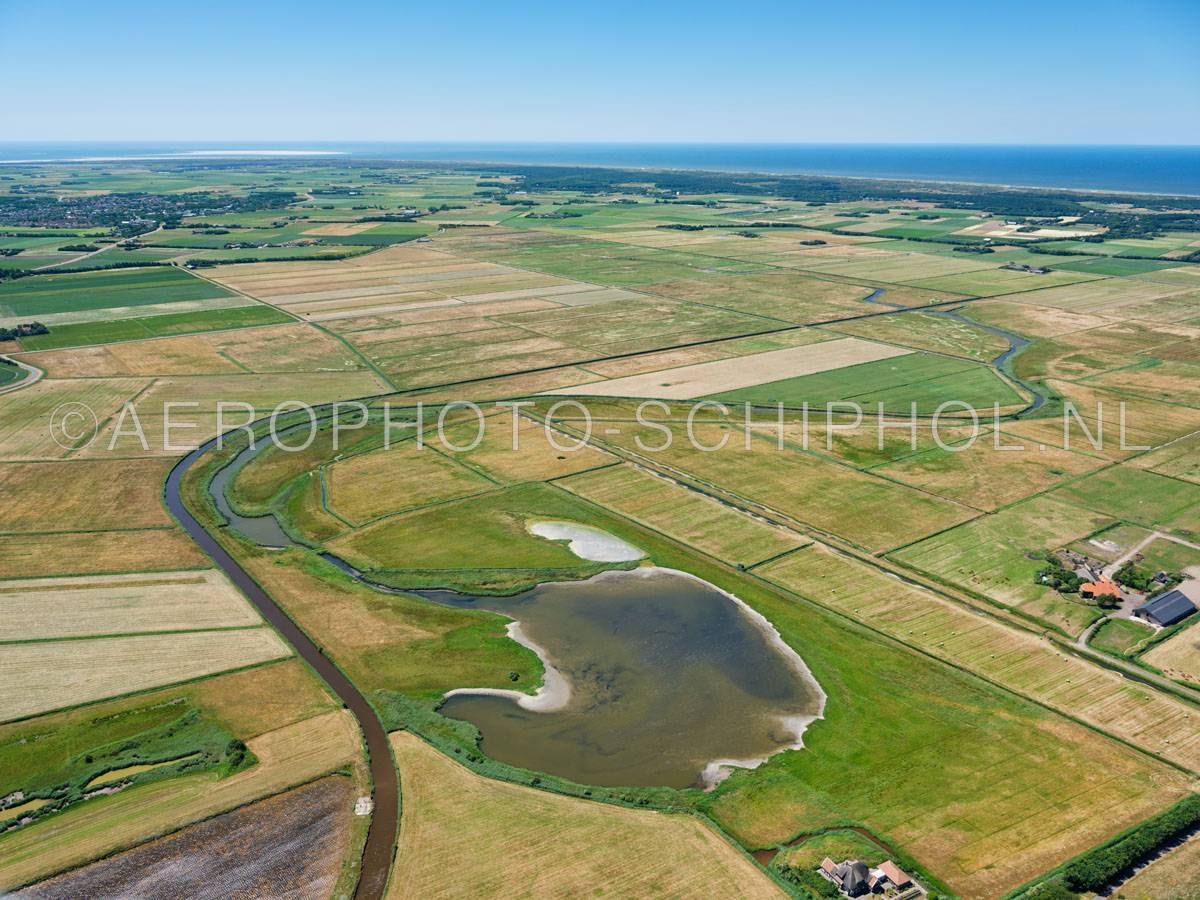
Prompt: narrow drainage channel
<box><xmin>752</xmin><ymin>825</ymin><xmax>900</xmax><ymax>868</ymax></box>
<box><xmin>862</xmin><ymin>288</ymin><xmax>1047</xmax><ymax>415</ymax></box>
<box><xmin>165</xmin><ymin>438</ymin><xmax>397</xmax><ymax>900</ymax></box>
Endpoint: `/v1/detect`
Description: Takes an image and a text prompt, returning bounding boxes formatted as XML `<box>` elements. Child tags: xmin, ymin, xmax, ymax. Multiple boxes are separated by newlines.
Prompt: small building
<box><xmin>1081</xmin><ymin>578</ymin><xmax>1121</xmax><ymax>601</ymax></box>
<box><xmin>874</xmin><ymin>860</ymin><xmax>913</xmax><ymax>890</ymax></box>
<box><xmin>1134</xmin><ymin>589</ymin><xmax>1197</xmax><ymax>627</ymax></box>
<box><xmin>820</xmin><ymin>857</ymin><xmax>916</xmax><ymax>897</ymax></box>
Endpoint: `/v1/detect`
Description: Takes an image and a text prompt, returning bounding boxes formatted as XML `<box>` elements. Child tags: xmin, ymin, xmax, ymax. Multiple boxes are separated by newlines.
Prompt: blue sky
<box><xmin>2</xmin><ymin>0</ymin><xmax>1197</xmax><ymax>143</ymax></box>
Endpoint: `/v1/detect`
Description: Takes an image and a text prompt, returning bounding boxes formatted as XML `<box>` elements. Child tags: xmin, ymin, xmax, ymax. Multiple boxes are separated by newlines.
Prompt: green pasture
<box><xmin>709</xmin><ymin>351</ymin><xmax>1023</xmax><ymax>414</ymax></box>
<box><xmin>18</xmin><ymin>304</ymin><xmax>292</xmax><ymax>350</ymax></box>
<box><xmin>0</xmin><ymin>266</ymin><xmax>235</xmax><ymax>317</ymax></box>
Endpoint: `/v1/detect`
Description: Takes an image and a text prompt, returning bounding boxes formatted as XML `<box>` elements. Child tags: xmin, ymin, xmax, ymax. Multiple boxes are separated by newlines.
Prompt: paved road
<box><xmin>33</xmin><ymin>226</ymin><xmax>164</xmax><ymax>272</ymax></box>
<box><xmin>0</xmin><ymin>355</ymin><xmax>43</xmax><ymax>396</ymax></box>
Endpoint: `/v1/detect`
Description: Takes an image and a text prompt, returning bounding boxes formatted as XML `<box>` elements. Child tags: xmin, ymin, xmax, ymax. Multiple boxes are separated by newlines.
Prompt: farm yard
<box><xmin>1</xmin><ymin>156</ymin><xmax>1199</xmax><ymax>900</ymax></box>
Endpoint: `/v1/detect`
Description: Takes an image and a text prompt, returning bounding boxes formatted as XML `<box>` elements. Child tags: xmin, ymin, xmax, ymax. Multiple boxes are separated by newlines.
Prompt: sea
<box><xmin>0</xmin><ymin>142</ymin><xmax>1197</xmax><ymax>196</ymax></box>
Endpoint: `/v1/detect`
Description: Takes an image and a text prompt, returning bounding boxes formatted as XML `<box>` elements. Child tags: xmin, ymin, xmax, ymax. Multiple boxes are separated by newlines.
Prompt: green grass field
<box><xmin>0</xmin><ymin>267</ymin><xmax>236</xmax><ymax>317</ymax></box>
<box><xmin>709</xmin><ymin>351</ymin><xmax>1024</xmax><ymax>413</ymax></box>
<box><xmin>17</xmin><ymin>305</ymin><xmax>293</xmax><ymax>350</ymax></box>
<box><xmin>890</xmin><ymin>493</ymin><xmax>1114</xmax><ymax>606</ymax></box>
<box><xmin>1090</xmin><ymin>617</ymin><xmax>1156</xmax><ymax>657</ymax></box>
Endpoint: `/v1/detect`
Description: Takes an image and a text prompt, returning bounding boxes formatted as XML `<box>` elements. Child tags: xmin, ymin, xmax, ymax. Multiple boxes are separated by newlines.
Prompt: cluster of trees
<box><xmin>1059</xmin><ymin>794</ymin><xmax>1200</xmax><ymax>894</ymax></box>
<box><xmin>953</xmin><ymin>244</ymin><xmax>995</xmax><ymax>253</ymax></box>
<box><xmin>0</xmin><ymin>321</ymin><xmax>48</xmax><ymax>341</ymax></box>
<box><xmin>57</xmin><ymin>243</ymin><xmax>99</xmax><ymax>252</ymax></box>
<box><xmin>1113</xmin><ymin>561</ymin><xmax>1181</xmax><ymax>595</ymax></box>
<box><xmin>1077</xmin><ymin>209</ymin><xmax>1200</xmax><ymax>240</ymax></box>
<box><xmin>1034</xmin><ymin>553</ymin><xmax>1083</xmax><ymax>594</ymax></box>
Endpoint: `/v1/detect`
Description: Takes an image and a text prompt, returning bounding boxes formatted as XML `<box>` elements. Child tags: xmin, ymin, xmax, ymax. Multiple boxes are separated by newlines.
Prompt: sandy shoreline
<box><xmin>440</xmin><ymin>564</ymin><xmax>828</xmax><ymax>788</ymax></box>
<box><xmin>442</xmin><ymin>620</ymin><xmax>571</xmax><ymax>712</ymax></box>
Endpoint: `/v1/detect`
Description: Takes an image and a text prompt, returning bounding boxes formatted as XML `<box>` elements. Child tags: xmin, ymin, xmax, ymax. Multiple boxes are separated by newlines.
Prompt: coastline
<box><xmin>0</xmin><ymin>143</ymin><xmax>1196</xmax><ymax>197</ymax></box>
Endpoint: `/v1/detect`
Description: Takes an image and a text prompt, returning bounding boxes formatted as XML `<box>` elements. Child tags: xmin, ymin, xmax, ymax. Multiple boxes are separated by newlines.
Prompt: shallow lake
<box><xmin>435</xmin><ymin>567</ymin><xmax>824</xmax><ymax>789</ymax></box>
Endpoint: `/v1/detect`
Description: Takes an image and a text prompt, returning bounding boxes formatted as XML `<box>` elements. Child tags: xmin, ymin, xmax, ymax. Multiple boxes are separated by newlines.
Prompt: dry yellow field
<box><xmin>559</xmin><ymin>462</ymin><xmax>805</xmax><ymax>566</ymax></box>
<box><xmin>0</xmin><ymin>710</ymin><xmax>359</xmax><ymax>890</ymax></box>
<box><xmin>1117</xmin><ymin>833</ymin><xmax>1200</xmax><ymax>899</ymax></box>
<box><xmin>325</xmin><ymin>442</ymin><xmax>493</xmax><ymax>524</ymax></box>
<box><xmin>0</xmin><ymin>377</ymin><xmax>148</xmax><ymax>460</ymax></box>
<box><xmin>0</xmin><ymin>569</ymin><xmax>260</xmax><ymax>641</ymax></box>
<box><xmin>208</xmin><ymin>244</ymin><xmax>578</xmax><ymax>322</ymax></box>
<box><xmin>1005</xmin><ymin>277</ymin><xmax>1195</xmax><ymax>317</ymax></box>
<box><xmin>874</xmin><ymin>432</ymin><xmax>1106</xmax><ymax>510</ymax></box>
<box><xmin>303</xmin><ymin>222</ymin><xmax>382</xmax><ymax>236</ymax></box>
<box><xmin>552</xmin><ymin>338</ymin><xmax>913</xmax><ymax>400</ymax></box>
<box><xmin>1005</xmin><ymin>380</ymin><xmax>1200</xmax><ymax>459</ymax></box>
<box><xmin>760</xmin><ymin>542</ymin><xmax>1200</xmax><ymax>771</ymax></box>
<box><xmin>0</xmin><ymin>530</ymin><xmax>206</xmax><ymax>579</ymax></box>
<box><xmin>0</xmin><ymin>458</ymin><xmax>175</xmax><ymax>532</ymax></box>
<box><xmin>441</xmin><ymin>412</ymin><xmax>614</xmax><ymax>483</ymax></box>
<box><xmin>21</xmin><ymin>323</ymin><xmax>366</xmax><ymax>377</ymax></box>
<box><xmin>388</xmin><ymin>732</ymin><xmax>782</xmax><ymax>900</ymax></box>
<box><xmin>0</xmin><ymin>627</ymin><xmax>291</xmax><ymax>722</ymax></box>
<box><xmin>604</xmin><ymin>422</ymin><xmax>977</xmax><ymax>552</ymax></box>
<box><xmin>1142</xmin><ymin>625</ymin><xmax>1200</xmax><ymax>685</ymax></box>
<box><xmin>964</xmin><ymin>299</ymin><xmax>1117</xmax><ymax>338</ymax></box>
<box><xmin>131</xmin><ymin>371</ymin><xmax>390</xmax><ymax>415</ymax></box>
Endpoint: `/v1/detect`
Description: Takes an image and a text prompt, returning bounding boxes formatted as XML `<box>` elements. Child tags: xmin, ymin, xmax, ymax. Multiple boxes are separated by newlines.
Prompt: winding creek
<box><xmin>166</xmin><ymin>439</ymin><xmax>397</xmax><ymax>900</ymax></box>
<box><xmin>202</xmin><ymin>435</ymin><xmax>826</xmax><ymax>791</ymax></box>
<box><xmin>862</xmin><ymin>287</ymin><xmax>1045</xmax><ymax>414</ymax></box>
<box><xmin>166</xmin><ymin>287</ymin><xmax>1040</xmax><ymax>891</ymax></box>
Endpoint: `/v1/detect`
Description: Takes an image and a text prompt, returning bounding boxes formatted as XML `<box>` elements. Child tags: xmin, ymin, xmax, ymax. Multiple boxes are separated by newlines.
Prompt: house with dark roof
<box><xmin>819</xmin><ymin>856</ymin><xmax>920</xmax><ymax>896</ymax></box>
<box><xmin>1134</xmin><ymin>589</ymin><xmax>1197</xmax><ymax>627</ymax></box>
<box><xmin>835</xmin><ymin>860</ymin><xmax>871</xmax><ymax>897</ymax></box>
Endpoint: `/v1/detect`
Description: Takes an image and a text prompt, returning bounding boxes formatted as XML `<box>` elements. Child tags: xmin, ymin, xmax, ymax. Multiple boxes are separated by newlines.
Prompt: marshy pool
<box><xmin>434</xmin><ymin>567</ymin><xmax>825</xmax><ymax>789</ymax></box>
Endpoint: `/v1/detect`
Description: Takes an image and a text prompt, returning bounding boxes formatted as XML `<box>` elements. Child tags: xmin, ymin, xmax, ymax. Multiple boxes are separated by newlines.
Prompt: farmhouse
<box><xmin>1080</xmin><ymin>578</ymin><xmax>1121</xmax><ymax>601</ymax></box>
<box><xmin>1133</xmin><ymin>589</ymin><xmax>1197</xmax><ymax>627</ymax></box>
<box><xmin>819</xmin><ymin>857</ymin><xmax>918</xmax><ymax>896</ymax></box>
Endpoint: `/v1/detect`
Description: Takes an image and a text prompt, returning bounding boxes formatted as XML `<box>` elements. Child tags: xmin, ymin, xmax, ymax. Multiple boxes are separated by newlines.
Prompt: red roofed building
<box><xmin>876</xmin><ymin>860</ymin><xmax>912</xmax><ymax>889</ymax></box>
<box><xmin>1081</xmin><ymin>578</ymin><xmax>1120</xmax><ymax>600</ymax></box>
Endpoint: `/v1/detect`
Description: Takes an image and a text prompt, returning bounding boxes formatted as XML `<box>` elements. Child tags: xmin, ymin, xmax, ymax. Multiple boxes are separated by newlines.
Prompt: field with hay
<box><xmin>0</xmin><ymin>628</ymin><xmax>291</xmax><ymax>722</ymax></box>
<box><xmin>759</xmin><ymin>542</ymin><xmax>1200</xmax><ymax>770</ymax></box>
<box><xmin>558</xmin><ymin>462</ymin><xmax>805</xmax><ymax>566</ymax></box>
<box><xmin>891</xmin><ymin>493</ymin><xmax>1115</xmax><ymax>606</ymax></box>
<box><xmin>388</xmin><ymin>731</ymin><xmax>782</xmax><ymax>900</ymax></box>
<box><xmin>602</xmin><ymin>421</ymin><xmax>977</xmax><ymax>552</ymax></box>
<box><xmin>0</xmin><ymin>570</ymin><xmax>260</xmax><ymax>641</ymax></box>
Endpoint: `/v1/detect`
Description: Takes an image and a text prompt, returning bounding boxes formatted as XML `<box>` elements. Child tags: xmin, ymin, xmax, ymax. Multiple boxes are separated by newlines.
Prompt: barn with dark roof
<box><xmin>1133</xmin><ymin>589</ymin><xmax>1197</xmax><ymax>627</ymax></box>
